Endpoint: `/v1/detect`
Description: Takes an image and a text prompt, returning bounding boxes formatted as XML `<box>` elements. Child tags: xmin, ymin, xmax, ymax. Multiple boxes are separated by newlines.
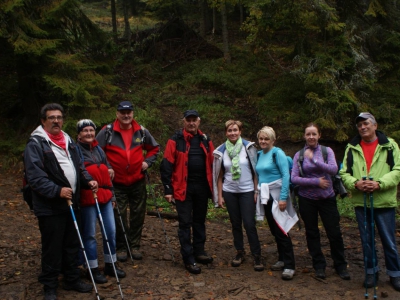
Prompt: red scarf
<box><xmin>45</xmin><ymin>129</ymin><xmax>66</xmax><ymax>150</ymax></box>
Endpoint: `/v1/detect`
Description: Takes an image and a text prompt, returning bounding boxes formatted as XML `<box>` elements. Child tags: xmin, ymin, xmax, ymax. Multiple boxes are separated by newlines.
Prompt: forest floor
<box><xmin>1</xmin><ymin>163</ymin><xmax>400</xmax><ymax>300</ymax></box>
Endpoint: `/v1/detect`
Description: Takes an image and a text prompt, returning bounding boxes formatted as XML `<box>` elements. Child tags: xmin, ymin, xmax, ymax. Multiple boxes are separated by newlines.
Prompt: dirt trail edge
<box><xmin>1</xmin><ymin>164</ymin><xmax>399</xmax><ymax>300</ymax></box>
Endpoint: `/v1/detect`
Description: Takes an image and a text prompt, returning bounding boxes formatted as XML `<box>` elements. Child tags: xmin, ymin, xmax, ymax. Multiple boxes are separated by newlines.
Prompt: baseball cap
<box><xmin>355</xmin><ymin>112</ymin><xmax>376</xmax><ymax>124</ymax></box>
<box><xmin>183</xmin><ymin>110</ymin><xmax>199</xmax><ymax>118</ymax></box>
<box><xmin>117</xmin><ymin>101</ymin><xmax>134</xmax><ymax>111</ymax></box>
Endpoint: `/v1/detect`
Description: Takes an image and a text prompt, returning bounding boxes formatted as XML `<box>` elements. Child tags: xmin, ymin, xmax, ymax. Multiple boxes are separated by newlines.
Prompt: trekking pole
<box><xmin>362</xmin><ymin>176</ymin><xmax>369</xmax><ymax>299</ymax></box>
<box><xmin>368</xmin><ymin>177</ymin><xmax>377</xmax><ymax>300</ymax></box>
<box><xmin>113</xmin><ymin>191</ymin><xmax>135</xmax><ymax>263</ymax></box>
<box><xmin>93</xmin><ymin>192</ymin><xmax>124</xmax><ymax>299</ymax></box>
<box><xmin>67</xmin><ymin>200</ymin><xmax>101</xmax><ymax>300</ymax></box>
<box><xmin>145</xmin><ymin>171</ymin><xmax>175</xmax><ymax>264</ymax></box>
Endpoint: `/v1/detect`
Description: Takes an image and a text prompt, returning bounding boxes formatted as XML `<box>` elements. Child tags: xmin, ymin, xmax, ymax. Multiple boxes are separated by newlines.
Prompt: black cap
<box><xmin>183</xmin><ymin>110</ymin><xmax>199</xmax><ymax>118</ymax></box>
<box><xmin>355</xmin><ymin>112</ymin><xmax>376</xmax><ymax>124</ymax></box>
<box><xmin>117</xmin><ymin>101</ymin><xmax>134</xmax><ymax>111</ymax></box>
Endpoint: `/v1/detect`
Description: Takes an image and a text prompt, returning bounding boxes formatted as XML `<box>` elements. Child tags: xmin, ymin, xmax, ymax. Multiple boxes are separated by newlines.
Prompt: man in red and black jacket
<box><xmin>97</xmin><ymin>101</ymin><xmax>160</xmax><ymax>261</ymax></box>
<box><xmin>160</xmin><ymin>110</ymin><xmax>214</xmax><ymax>274</ymax></box>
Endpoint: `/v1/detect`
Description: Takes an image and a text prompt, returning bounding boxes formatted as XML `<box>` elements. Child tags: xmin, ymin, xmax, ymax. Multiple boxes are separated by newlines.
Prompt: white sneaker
<box><xmin>271</xmin><ymin>260</ymin><xmax>284</xmax><ymax>271</ymax></box>
<box><xmin>281</xmin><ymin>269</ymin><xmax>295</xmax><ymax>280</ymax></box>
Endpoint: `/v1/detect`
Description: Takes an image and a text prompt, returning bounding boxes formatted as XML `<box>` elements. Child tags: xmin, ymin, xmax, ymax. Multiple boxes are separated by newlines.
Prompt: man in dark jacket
<box><xmin>96</xmin><ymin>101</ymin><xmax>160</xmax><ymax>261</ymax></box>
<box><xmin>160</xmin><ymin>110</ymin><xmax>215</xmax><ymax>274</ymax></box>
<box><xmin>24</xmin><ymin>103</ymin><xmax>98</xmax><ymax>300</ymax></box>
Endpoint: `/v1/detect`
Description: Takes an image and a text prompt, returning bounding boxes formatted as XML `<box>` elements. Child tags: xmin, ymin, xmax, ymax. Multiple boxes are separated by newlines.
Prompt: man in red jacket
<box><xmin>160</xmin><ymin>110</ymin><xmax>214</xmax><ymax>274</ymax></box>
<box><xmin>97</xmin><ymin>101</ymin><xmax>160</xmax><ymax>261</ymax></box>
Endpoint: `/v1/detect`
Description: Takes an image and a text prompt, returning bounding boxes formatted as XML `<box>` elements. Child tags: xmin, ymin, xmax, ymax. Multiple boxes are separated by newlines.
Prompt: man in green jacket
<box><xmin>340</xmin><ymin>112</ymin><xmax>400</xmax><ymax>292</ymax></box>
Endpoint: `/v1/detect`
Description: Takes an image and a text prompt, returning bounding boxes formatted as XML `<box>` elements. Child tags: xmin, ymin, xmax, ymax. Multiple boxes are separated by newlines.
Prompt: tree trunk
<box><xmin>212</xmin><ymin>7</ymin><xmax>216</xmax><ymax>39</ymax></box>
<box><xmin>221</xmin><ymin>1</ymin><xmax>231</xmax><ymax>63</ymax></box>
<box><xmin>122</xmin><ymin>0</ymin><xmax>131</xmax><ymax>41</ymax></box>
<box><xmin>111</xmin><ymin>0</ymin><xmax>117</xmax><ymax>42</ymax></box>
<box><xmin>239</xmin><ymin>1</ymin><xmax>243</xmax><ymax>25</ymax></box>
<box><xmin>199</xmin><ymin>0</ymin><xmax>206</xmax><ymax>37</ymax></box>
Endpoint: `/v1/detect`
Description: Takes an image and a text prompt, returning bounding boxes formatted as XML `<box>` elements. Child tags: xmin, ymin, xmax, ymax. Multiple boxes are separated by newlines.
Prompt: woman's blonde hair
<box><xmin>225</xmin><ymin>120</ymin><xmax>243</xmax><ymax>132</ymax></box>
<box><xmin>257</xmin><ymin>126</ymin><xmax>276</xmax><ymax>141</ymax></box>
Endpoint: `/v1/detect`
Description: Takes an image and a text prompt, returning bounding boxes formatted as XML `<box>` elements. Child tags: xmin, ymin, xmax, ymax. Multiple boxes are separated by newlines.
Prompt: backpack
<box><xmin>21</xmin><ymin>136</ymin><xmax>47</xmax><ymax>211</ymax></box>
<box><xmin>271</xmin><ymin>148</ymin><xmax>294</xmax><ymax>190</ymax></box>
<box><xmin>297</xmin><ymin>146</ymin><xmax>348</xmax><ymax>199</ymax></box>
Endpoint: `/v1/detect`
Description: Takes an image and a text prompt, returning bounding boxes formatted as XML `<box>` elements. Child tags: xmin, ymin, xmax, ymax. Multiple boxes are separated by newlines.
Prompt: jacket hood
<box><xmin>31</xmin><ymin>125</ymin><xmax>70</xmax><ymax>144</ymax></box>
<box><xmin>31</xmin><ymin>125</ymin><xmax>50</xmax><ymax>141</ymax></box>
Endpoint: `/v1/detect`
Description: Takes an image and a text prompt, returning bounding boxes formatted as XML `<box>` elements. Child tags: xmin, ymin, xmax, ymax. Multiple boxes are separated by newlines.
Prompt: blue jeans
<box><xmin>81</xmin><ymin>201</ymin><xmax>116</xmax><ymax>268</ymax></box>
<box><xmin>355</xmin><ymin>206</ymin><xmax>400</xmax><ymax>277</ymax></box>
<box><xmin>223</xmin><ymin>191</ymin><xmax>261</xmax><ymax>255</ymax></box>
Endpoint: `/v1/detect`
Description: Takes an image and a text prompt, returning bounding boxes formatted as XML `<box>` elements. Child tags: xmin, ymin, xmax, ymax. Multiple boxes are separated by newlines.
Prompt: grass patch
<box><xmin>337</xmin><ymin>197</ymin><xmax>356</xmax><ymax>220</ymax></box>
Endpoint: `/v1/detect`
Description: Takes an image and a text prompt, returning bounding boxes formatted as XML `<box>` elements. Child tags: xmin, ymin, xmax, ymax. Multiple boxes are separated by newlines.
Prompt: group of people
<box><xmin>24</xmin><ymin>102</ymin><xmax>160</xmax><ymax>300</ymax></box>
<box><xmin>24</xmin><ymin>102</ymin><xmax>400</xmax><ymax>300</ymax></box>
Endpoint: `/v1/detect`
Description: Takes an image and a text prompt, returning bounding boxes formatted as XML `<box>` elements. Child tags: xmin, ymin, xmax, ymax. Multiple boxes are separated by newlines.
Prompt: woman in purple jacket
<box><xmin>291</xmin><ymin>123</ymin><xmax>350</xmax><ymax>280</ymax></box>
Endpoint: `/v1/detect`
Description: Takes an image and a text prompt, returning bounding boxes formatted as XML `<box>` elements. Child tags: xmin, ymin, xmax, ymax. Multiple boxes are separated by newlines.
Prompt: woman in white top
<box><xmin>213</xmin><ymin>120</ymin><xmax>263</xmax><ymax>271</ymax></box>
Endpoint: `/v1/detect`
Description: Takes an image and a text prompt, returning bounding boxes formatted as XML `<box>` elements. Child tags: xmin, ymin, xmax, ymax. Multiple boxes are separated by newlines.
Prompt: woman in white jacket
<box><xmin>213</xmin><ymin>120</ymin><xmax>263</xmax><ymax>271</ymax></box>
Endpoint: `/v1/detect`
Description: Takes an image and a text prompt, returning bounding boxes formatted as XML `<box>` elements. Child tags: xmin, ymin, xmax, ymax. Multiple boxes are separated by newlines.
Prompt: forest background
<box><xmin>1</xmin><ymin>0</ymin><xmax>400</xmax><ymax>186</ymax></box>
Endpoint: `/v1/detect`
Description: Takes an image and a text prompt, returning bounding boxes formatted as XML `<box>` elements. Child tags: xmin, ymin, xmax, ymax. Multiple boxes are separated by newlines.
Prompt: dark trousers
<box><xmin>264</xmin><ymin>200</ymin><xmax>295</xmax><ymax>269</ymax></box>
<box><xmin>114</xmin><ymin>178</ymin><xmax>147</xmax><ymax>251</ymax></box>
<box><xmin>175</xmin><ymin>182</ymin><xmax>210</xmax><ymax>264</ymax></box>
<box><xmin>223</xmin><ymin>191</ymin><xmax>261</xmax><ymax>255</ymax></box>
<box><xmin>299</xmin><ymin>195</ymin><xmax>347</xmax><ymax>271</ymax></box>
<box><xmin>38</xmin><ymin>212</ymin><xmax>80</xmax><ymax>291</ymax></box>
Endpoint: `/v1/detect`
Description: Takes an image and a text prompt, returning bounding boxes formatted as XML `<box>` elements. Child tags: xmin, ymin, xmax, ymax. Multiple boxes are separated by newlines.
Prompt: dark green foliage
<box><xmin>0</xmin><ymin>0</ymin><xmax>118</xmax><ymax>133</ymax></box>
<box><xmin>242</xmin><ymin>0</ymin><xmax>400</xmax><ymax>141</ymax></box>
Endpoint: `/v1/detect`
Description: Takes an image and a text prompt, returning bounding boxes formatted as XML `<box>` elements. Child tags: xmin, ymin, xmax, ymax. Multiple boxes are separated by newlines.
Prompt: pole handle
<box><xmin>93</xmin><ymin>192</ymin><xmax>98</xmax><ymax>199</ymax></box>
<box><xmin>67</xmin><ymin>200</ymin><xmax>73</xmax><ymax>206</ymax></box>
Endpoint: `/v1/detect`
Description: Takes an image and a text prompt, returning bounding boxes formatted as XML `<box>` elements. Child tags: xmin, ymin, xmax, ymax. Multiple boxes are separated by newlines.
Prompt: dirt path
<box><xmin>1</xmin><ymin>164</ymin><xmax>400</xmax><ymax>300</ymax></box>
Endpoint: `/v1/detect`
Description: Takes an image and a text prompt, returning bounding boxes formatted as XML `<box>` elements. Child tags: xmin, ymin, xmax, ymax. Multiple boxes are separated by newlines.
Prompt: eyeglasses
<box><xmin>47</xmin><ymin>116</ymin><xmax>63</xmax><ymax>121</ymax></box>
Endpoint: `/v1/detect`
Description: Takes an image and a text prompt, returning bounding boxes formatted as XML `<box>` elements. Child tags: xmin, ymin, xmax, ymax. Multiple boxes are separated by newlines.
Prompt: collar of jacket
<box><xmin>180</xmin><ymin>128</ymin><xmax>207</xmax><ymax>142</ymax></box>
<box><xmin>77</xmin><ymin>139</ymin><xmax>99</xmax><ymax>150</ymax></box>
<box><xmin>113</xmin><ymin>118</ymin><xmax>139</xmax><ymax>133</ymax></box>
<box><xmin>349</xmin><ymin>130</ymin><xmax>389</xmax><ymax>146</ymax></box>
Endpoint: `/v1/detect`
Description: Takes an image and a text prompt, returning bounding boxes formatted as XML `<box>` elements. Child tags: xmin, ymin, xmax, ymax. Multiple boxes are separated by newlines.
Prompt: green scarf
<box><xmin>226</xmin><ymin>137</ymin><xmax>243</xmax><ymax>180</ymax></box>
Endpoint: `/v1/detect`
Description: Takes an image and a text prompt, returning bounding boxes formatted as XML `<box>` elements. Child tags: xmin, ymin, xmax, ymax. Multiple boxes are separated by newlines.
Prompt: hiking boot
<box><xmin>44</xmin><ymin>289</ymin><xmax>57</xmax><ymax>300</ymax></box>
<box><xmin>364</xmin><ymin>273</ymin><xmax>379</xmax><ymax>288</ymax></box>
<box><xmin>337</xmin><ymin>269</ymin><xmax>350</xmax><ymax>280</ymax></box>
<box><xmin>315</xmin><ymin>269</ymin><xmax>326</xmax><ymax>279</ymax></box>
<box><xmin>131</xmin><ymin>249</ymin><xmax>143</xmax><ymax>260</ymax></box>
<box><xmin>104</xmin><ymin>263</ymin><xmax>126</xmax><ymax>278</ymax></box>
<box><xmin>253</xmin><ymin>254</ymin><xmax>264</xmax><ymax>272</ymax></box>
<box><xmin>282</xmin><ymin>269</ymin><xmax>295</xmax><ymax>280</ymax></box>
<box><xmin>63</xmin><ymin>280</ymin><xmax>93</xmax><ymax>293</ymax></box>
<box><xmin>390</xmin><ymin>276</ymin><xmax>400</xmax><ymax>291</ymax></box>
<box><xmin>231</xmin><ymin>250</ymin><xmax>245</xmax><ymax>267</ymax></box>
<box><xmin>185</xmin><ymin>262</ymin><xmax>201</xmax><ymax>274</ymax></box>
<box><xmin>270</xmin><ymin>260</ymin><xmax>284</xmax><ymax>271</ymax></box>
<box><xmin>195</xmin><ymin>253</ymin><xmax>214</xmax><ymax>264</ymax></box>
<box><xmin>89</xmin><ymin>267</ymin><xmax>107</xmax><ymax>284</ymax></box>
<box><xmin>117</xmin><ymin>250</ymin><xmax>127</xmax><ymax>262</ymax></box>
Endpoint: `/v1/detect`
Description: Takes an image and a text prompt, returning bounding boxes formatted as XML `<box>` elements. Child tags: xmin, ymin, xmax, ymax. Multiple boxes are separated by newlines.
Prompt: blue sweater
<box><xmin>255</xmin><ymin>147</ymin><xmax>290</xmax><ymax>201</ymax></box>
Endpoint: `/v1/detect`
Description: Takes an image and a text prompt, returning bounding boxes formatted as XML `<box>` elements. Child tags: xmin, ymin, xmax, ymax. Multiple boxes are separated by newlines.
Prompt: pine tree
<box><xmin>0</xmin><ymin>0</ymin><xmax>118</xmax><ymax>130</ymax></box>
